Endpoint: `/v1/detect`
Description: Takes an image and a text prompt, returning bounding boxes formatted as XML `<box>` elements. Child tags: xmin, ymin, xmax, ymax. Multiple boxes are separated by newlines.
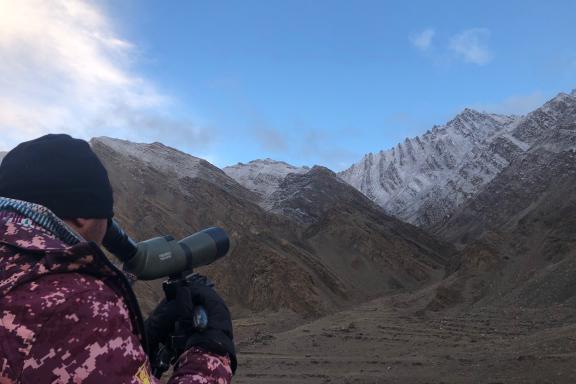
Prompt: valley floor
<box><xmin>233</xmin><ymin>297</ymin><xmax>576</xmax><ymax>384</ymax></box>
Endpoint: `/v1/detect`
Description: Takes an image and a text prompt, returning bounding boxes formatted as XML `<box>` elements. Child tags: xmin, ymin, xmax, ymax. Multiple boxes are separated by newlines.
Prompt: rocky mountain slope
<box><xmin>339</xmin><ymin>90</ymin><xmax>576</xmax><ymax>228</ymax></box>
<box><xmin>268</xmin><ymin>165</ymin><xmax>451</xmax><ymax>292</ymax></box>
<box><xmin>339</xmin><ymin>110</ymin><xmax>520</xmax><ymax>227</ymax></box>
<box><xmin>223</xmin><ymin>159</ymin><xmax>308</xmax><ymax>202</ymax></box>
<box><xmin>427</xmin><ymin>95</ymin><xmax>576</xmax><ymax>310</ymax></box>
<box><xmin>91</xmin><ymin>137</ymin><xmax>452</xmax><ymax>318</ymax></box>
<box><xmin>92</xmin><ymin>137</ymin><xmax>327</xmax><ymax>317</ymax></box>
<box><xmin>434</xmin><ymin>90</ymin><xmax>576</xmax><ymax>248</ymax></box>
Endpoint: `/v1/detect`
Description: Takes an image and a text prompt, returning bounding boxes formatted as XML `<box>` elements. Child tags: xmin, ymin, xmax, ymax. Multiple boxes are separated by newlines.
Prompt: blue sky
<box><xmin>1</xmin><ymin>0</ymin><xmax>575</xmax><ymax>170</ymax></box>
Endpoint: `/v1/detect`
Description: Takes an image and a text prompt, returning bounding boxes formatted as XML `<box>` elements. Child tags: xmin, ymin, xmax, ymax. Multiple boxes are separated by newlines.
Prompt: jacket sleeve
<box><xmin>168</xmin><ymin>347</ymin><xmax>232</xmax><ymax>384</ymax></box>
<box><xmin>4</xmin><ymin>273</ymin><xmax>232</xmax><ymax>384</ymax></box>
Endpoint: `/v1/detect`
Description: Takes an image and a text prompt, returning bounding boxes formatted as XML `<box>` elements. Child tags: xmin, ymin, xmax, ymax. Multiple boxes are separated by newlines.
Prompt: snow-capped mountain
<box><xmin>339</xmin><ymin>91</ymin><xmax>576</xmax><ymax>228</ymax></box>
<box><xmin>339</xmin><ymin>110</ymin><xmax>521</xmax><ymax>227</ymax></box>
<box><xmin>223</xmin><ymin>159</ymin><xmax>309</xmax><ymax>200</ymax></box>
<box><xmin>511</xmin><ymin>90</ymin><xmax>576</xmax><ymax>145</ymax></box>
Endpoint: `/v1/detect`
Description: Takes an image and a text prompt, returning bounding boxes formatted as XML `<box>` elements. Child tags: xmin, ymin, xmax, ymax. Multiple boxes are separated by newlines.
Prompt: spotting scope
<box><xmin>102</xmin><ymin>220</ymin><xmax>230</xmax><ymax>377</ymax></box>
<box><xmin>102</xmin><ymin>219</ymin><xmax>230</xmax><ymax>280</ymax></box>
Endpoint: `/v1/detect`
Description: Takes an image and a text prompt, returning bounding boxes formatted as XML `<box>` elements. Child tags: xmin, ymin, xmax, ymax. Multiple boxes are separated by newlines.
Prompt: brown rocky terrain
<box><xmin>91</xmin><ymin>137</ymin><xmax>451</xmax><ymax>319</ymax></box>
<box><xmin>92</xmin><ymin>137</ymin><xmax>337</xmax><ymax>318</ymax></box>
<box><xmin>430</xmin><ymin>125</ymin><xmax>576</xmax><ymax>310</ymax></box>
<box><xmin>234</xmin><ymin>294</ymin><xmax>576</xmax><ymax>383</ymax></box>
<box><xmin>269</xmin><ymin>166</ymin><xmax>451</xmax><ymax>293</ymax></box>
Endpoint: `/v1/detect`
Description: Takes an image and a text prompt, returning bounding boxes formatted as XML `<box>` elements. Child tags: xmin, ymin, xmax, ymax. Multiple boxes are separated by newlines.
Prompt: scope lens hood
<box><xmin>203</xmin><ymin>227</ymin><xmax>230</xmax><ymax>257</ymax></box>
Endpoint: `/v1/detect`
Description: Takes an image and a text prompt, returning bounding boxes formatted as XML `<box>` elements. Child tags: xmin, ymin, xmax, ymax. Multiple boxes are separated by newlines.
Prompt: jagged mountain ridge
<box><xmin>338</xmin><ymin>109</ymin><xmax>522</xmax><ymax>227</ymax></box>
<box><xmin>511</xmin><ymin>90</ymin><xmax>576</xmax><ymax>145</ymax></box>
<box><xmin>225</xmin><ymin>109</ymin><xmax>523</xmax><ymax>228</ymax></box>
<box><xmin>425</xmin><ymin>98</ymin><xmax>576</xmax><ymax>310</ymax></box>
<box><xmin>338</xmin><ymin>91</ymin><xmax>576</xmax><ymax>228</ymax></box>
<box><xmin>97</xmin><ymin>137</ymin><xmax>258</xmax><ymax>203</ymax></box>
<box><xmin>435</xmin><ymin>90</ymin><xmax>576</xmax><ymax>245</ymax></box>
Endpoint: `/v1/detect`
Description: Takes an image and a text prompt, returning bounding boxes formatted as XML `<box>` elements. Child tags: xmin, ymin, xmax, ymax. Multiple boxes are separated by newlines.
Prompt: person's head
<box><xmin>0</xmin><ymin>134</ymin><xmax>114</xmax><ymax>245</ymax></box>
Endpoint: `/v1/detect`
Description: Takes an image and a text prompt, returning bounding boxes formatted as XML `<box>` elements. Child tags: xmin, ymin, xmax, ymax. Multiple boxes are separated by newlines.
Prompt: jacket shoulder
<box><xmin>1</xmin><ymin>272</ymin><xmax>148</xmax><ymax>383</ymax></box>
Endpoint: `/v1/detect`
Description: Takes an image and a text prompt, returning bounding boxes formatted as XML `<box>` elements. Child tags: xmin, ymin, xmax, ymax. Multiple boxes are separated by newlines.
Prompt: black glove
<box><xmin>144</xmin><ymin>297</ymin><xmax>178</xmax><ymax>364</ymax></box>
<box><xmin>179</xmin><ymin>280</ymin><xmax>237</xmax><ymax>373</ymax></box>
<box><xmin>144</xmin><ymin>276</ymin><xmax>236</xmax><ymax>375</ymax></box>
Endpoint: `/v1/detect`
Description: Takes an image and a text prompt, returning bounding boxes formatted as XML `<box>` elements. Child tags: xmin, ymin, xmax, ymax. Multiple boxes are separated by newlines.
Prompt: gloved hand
<box><xmin>144</xmin><ymin>297</ymin><xmax>178</xmax><ymax>364</ymax></box>
<box><xmin>180</xmin><ymin>280</ymin><xmax>237</xmax><ymax>373</ymax></box>
<box><xmin>144</xmin><ymin>276</ymin><xmax>236</xmax><ymax>375</ymax></box>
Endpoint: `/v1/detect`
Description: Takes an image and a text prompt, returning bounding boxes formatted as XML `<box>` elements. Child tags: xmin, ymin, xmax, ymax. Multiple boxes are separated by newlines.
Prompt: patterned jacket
<box><xmin>0</xmin><ymin>198</ymin><xmax>232</xmax><ymax>383</ymax></box>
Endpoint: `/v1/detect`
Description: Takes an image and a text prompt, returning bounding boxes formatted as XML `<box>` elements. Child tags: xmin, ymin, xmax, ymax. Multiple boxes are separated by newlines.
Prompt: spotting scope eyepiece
<box><xmin>103</xmin><ymin>220</ymin><xmax>230</xmax><ymax>281</ymax></box>
<box><xmin>103</xmin><ymin>219</ymin><xmax>138</xmax><ymax>262</ymax></box>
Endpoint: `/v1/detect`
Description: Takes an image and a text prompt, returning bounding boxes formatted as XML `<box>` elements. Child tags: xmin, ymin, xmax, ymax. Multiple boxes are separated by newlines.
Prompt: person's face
<box><xmin>63</xmin><ymin>218</ymin><xmax>108</xmax><ymax>245</ymax></box>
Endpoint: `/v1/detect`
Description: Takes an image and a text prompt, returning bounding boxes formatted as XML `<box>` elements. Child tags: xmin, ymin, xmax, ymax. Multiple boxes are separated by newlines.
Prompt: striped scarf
<box><xmin>0</xmin><ymin>196</ymin><xmax>82</xmax><ymax>245</ymax></box>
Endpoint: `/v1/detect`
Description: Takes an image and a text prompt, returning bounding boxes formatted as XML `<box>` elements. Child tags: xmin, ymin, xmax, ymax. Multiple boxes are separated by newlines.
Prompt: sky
<box><xmin>1</xmin><ymin>0</ymin><xmax>575</xmax><ymax>170</ymax></box>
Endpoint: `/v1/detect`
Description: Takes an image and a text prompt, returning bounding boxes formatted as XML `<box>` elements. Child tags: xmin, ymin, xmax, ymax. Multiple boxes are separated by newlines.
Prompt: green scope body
<box><xmin>103</xmin><ymin>221</ymin><xmax>229</xmax><ymax>281</ymax></box>
<box><xmin>127</xmin><ymin>228</ymin><xmax>228</xmax><ymax>280</ymax></box>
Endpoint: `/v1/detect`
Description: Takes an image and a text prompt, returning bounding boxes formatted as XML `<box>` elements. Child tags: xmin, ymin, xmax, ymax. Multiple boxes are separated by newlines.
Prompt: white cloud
<box><xmin>474</xmin><ymin>91</ymin><xmax>547</xmax><ymax>115</ymax></box>
<box><xmin>410</xmin><ymin>29</ymin><xmax>435</xmax><ymax>51</ymax></box>
<box><xmin>0</xmin><ymin>0</ymin><xmax>207</xmax><ymax>151</ymax></box>
<box><xmin>449</xmin><ymin>28</ymin><xmax>493</xmax><ymax>65</ymax></box>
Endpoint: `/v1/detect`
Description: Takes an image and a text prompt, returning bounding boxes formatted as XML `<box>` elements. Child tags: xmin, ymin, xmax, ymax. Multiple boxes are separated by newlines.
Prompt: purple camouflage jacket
<box><xmin>0</xmin><ymin>198</ymin><xmax>232</xmax><ymax>384</ymax></box>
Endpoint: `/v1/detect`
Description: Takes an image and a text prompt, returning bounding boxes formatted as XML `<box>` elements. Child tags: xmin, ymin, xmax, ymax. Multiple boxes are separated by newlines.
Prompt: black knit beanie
<box><xmin>0</xmin><ymin>134</ymin><xmax>114</xmax><ymax>219</ymax></box>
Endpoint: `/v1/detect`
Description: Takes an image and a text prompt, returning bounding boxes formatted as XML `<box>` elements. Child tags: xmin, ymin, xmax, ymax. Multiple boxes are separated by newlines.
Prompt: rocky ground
<box><xmin>232</xmin><ymin>295</ymin><xmax>576</xmax><ymax>383</ymax></box>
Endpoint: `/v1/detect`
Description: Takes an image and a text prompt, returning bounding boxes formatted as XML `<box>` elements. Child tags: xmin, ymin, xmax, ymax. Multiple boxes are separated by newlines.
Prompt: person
<box><xmin>0</xmin><ymin>134</ymin><xmax>236</xmax><ymax>383</ymax></box>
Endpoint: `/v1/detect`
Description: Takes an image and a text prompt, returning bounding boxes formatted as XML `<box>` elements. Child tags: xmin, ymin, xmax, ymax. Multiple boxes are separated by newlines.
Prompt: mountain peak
<box><xmin>535</xmin><ymin>91</ymin><xmax>576</xmax><ymax>116</ymax></box>
<box><xmin>246</xmin><ymin>158</ymin><xmax>309</xmax><ymax>169</ymax></box>
<box><xmin>340</xmin><ymin>104</ymin><xmax>522</xmax><ymax>226</ymax></box>
<box><xmin>308</xmin><ymin>165</ymin><xmax>336</xmax><ymax>176</ymax></box>
<box><xmin>223</xmin><ymin>158</ymin><xmax>309</xmax><ymax>200</ymax></box>
<box><xmin>461</xmin><ymin>107</ymin><xmax>482</xmax><ymax>115</ymax></box>
<box><xmin>454</xmin><ymin>107</ymin><xmax>499</xmax><ymax>123</ymax></box>
<box><xmin>90</xmin><ymin>136</ymin><xmax>228</xmax><ymax>182</ymax></box>
<box><xmin>91</xmin><ymin>137</ymin><xmax>206</xmax><ymax>169</ymax></box>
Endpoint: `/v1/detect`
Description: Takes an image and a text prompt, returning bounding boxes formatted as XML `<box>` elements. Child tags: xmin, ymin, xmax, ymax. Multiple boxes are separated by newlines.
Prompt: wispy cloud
<box><xmin>473</xmin><ymin>91</ymin><xmax>547</xmax><ymax>115</ymax></box>
<box><xmin>252</xmin><ymin>120</ymin><xmax>288</xmax><ymax>152</ymax></box>
<box><xmin>410</xmin><ymin>29</ymin><xmax>435</xmax><ymax>51</ymax></box>
<box><xmin>0</xmin><ymin>0</ymin><xmax>208</xmax><ymax>151</ymax></box>
<box><xmin>448</xmin><ymin>28</ymin><xmax>493</xmax><ymax>65</ymax></box>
